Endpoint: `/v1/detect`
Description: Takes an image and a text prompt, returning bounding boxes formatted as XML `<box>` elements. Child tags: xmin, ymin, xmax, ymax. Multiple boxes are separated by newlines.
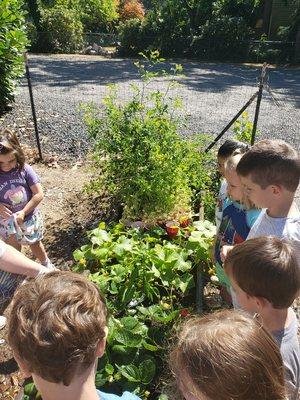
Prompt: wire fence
<box><xmin>0</xmin><ymin>53</ymin><xmax>299</xmax><ymax>161</ymax></box>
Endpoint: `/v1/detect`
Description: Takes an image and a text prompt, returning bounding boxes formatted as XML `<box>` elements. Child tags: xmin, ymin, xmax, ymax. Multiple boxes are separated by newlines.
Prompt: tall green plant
<box><xmin>0</xmin><ymin>0</ymin><xmax>28</xmax><ymax>115</ymax></box>
<box><xmin>83</xmin><ymin>51</ymin><xmax>214</xmax><ymax>223</ymax></box>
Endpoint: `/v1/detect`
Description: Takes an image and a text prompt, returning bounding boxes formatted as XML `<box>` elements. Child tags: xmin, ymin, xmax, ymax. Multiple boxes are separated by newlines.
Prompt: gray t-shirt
<box><xmin>272</xmin><ymin>309</ymin><xmax>300</xmax><ymax>400</ymax></box>
<box><xmin>247</xmin><ymin>209</ymin><xmax>300</xmax><ymax>255</ymax></box>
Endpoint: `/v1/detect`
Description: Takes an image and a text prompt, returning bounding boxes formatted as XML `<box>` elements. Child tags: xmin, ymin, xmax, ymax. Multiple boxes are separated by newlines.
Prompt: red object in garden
<box><xmin>180</xmin><ymin>309</ymin><xmax>190</xmax><ymax>318</ymax></box>
<box><xmin>179</xmin><ymin>217</ymin><xmax>190</xmax><ymax>228</ymax></box>
<box><xmin>166</xmin><ymin>221</ymin><xmax>179</xmax><ymax>239</ymax></box>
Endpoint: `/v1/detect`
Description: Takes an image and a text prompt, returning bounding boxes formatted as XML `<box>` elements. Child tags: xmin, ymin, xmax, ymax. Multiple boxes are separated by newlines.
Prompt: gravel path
<box><xmin>0</xmin><ymin>54</ymin><xmax>299</xmax><ymax>158</ymax></box>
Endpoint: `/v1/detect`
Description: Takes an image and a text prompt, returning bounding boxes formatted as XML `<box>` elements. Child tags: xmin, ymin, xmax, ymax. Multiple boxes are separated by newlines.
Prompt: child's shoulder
<box><xmin>97</xmin><ymin>391</ymin><xmax>141</xmax><ymax>400</ymax></box>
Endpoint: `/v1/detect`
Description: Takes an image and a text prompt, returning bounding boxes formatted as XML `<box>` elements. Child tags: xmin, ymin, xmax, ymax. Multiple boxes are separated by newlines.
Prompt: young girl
<box><xmin>214</xmin><ymin>151</ymin><xmax>261</xmax><ymax>305</ymax></box>
<box><xmin>0</xmin><ymin>129</ymin><xmax>52</xmax><ymax>268</ymax></box>
<box><xmin>170</xmin><ymin>310</ymin><xmax>287</xmax><ymax>400</ymax></box>
<box><xmin>215</xmin><ymin>140</ymin><xmax>249</xmax><ymax>230</ymax></box>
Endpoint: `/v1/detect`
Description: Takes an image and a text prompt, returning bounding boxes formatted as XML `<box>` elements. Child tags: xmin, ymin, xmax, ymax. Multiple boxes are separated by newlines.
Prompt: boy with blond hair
<box><xmin>7</xmin><ymin>271</ymin><xmax>141</xmax><ymax>400</ymax></box>
<box><xmin>224</xmin><ymin>236</ymin><xmax>300</xmax><ymax>400</ymax></box>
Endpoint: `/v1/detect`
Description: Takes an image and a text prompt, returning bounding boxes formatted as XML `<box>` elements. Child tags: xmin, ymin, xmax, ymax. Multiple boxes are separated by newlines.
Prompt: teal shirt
<box><xmin>97</xmin><ymin>390</ymin><xmax>141</xmax><ymax>400</ymax></box>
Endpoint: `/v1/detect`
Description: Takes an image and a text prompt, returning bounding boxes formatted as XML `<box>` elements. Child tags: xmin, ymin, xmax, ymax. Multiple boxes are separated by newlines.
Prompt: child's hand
<box><xmin>0</xmin><ymin>203</ymin><xmax>12</xmax><ymax>220</ymax></box>
<box><xmin>16</xmin><ymin>210</ymin><xmax>25</xmax><ymax>225</ymax></box>
<box><xmin>221</xmin><ymin>245</ymin><xmax>234</xmax><ymax>262</ymax></box>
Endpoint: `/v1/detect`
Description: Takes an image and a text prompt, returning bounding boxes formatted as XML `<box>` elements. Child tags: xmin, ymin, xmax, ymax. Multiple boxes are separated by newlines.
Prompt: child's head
<box><xmin>224</xmin><ymin>236</ymin><xmax>300</xmax><ymax>313</ymax></box>
<box><xmin>7</xmin><ymin>271</ymin><xmax>108</xmax><ymax>387</ymax></box>
<box><xmin>224</xmin><ymin>152</ymin><xmax>244</xmax><ymax>202</ymax></box>
<box><xmin>170</xmin><ymin>310</ymin><xmax>286</xmax><ymax>400</ymax></box>
<box><xmin>217</xmin><ymin>139</ymin><xmax>249</xmax><ymax>176</ymax></box>
<box><xmin>0</xmin><ymin>129</ymin><xmax>25</xmax><ymax>172</ymax></box>
<box><xmin>237</xmin><ymin>139</ymin><xmax>300</xmax><ymax>208</ymax></box>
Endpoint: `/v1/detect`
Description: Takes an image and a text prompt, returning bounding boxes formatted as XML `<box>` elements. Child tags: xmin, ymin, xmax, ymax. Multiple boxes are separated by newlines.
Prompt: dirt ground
<box><xmin>0</xmin><ymin>153</ymin><xmax>118</xmax><ymax>399</ymax></box>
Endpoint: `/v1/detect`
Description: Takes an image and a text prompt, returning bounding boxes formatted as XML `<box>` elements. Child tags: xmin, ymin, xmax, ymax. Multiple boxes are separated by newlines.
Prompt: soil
<box><xmin>0</xmin><ymin>151</ymin><xmax>119</xmax><ymax>399</ymax></box>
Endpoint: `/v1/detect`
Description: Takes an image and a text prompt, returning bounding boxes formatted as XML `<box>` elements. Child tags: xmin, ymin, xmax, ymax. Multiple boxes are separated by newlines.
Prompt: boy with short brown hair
<box><xmin>7</xmin><ymin>271</ymin><xmax>141</xmax><ymax>400</ymax></box>
<box><xmin>236</xmin><ymin>139</ymin><xmax>300</xmax><ymax>244</ymax></box>
<box><xmin>224</xmin><ymin>236</ymin><xmax>300</xmax><ymax>400</ymax></box>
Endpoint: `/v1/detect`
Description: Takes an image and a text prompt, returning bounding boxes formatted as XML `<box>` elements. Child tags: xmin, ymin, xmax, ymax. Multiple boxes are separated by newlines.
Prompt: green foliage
<box><xmin>73</xmin><ymin>219</ymin><xmax>216</xmax><ymax>396</ymax></box>
<box><xmin>83</xmin><ymin>51</ymin><xmax>215</xmax><ymax>223</ymax></box>
<box><xmin>38</xmin><ymin>5</ymin><xmax>83</xmax><ymax>53</ymax></box>
<box><xmin>233</xmin><ymin>111</ymin><xmax>260</xmax><ymax>144</ymax></box>
<box><xmin>117</xmin><ymin>18</ymin><xmax>153</xmax><ymax>56</ymax></box>
<box><xmin>79</xmin><ymin>0</ymin><xmax>119</xmax><ymax>32</ymax></box>
<box><xmin>192</xmin><ymin>16</ymin><xmax>253</xmax><ymax>61</ymax></box>
<box><xmin>0</xmin><ymin>0</ymin><xmax>28</xmax><ymax>115</ymax></box>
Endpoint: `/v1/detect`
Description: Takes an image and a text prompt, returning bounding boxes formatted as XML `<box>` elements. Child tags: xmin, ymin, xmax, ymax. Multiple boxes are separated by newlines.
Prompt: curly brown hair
<box><xmin>7</xmin><ymin>271</ymin><xmax>108</xmax><ymax>386</ymax></box>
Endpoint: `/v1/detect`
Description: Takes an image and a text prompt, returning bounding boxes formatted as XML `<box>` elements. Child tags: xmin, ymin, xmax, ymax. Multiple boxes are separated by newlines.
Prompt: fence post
<box><xmin>251</xmin><ymin>63</ymin><xmax>267</xmax><ymax>145</ymax></box>
<box><xmin>24</xmin><ymin>52</ymin><xmax>43</xmax><ymax>161</ymax></box>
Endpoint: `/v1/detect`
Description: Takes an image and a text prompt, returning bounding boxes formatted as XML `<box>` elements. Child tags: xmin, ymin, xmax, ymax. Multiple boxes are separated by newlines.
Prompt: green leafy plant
<box><xmin>233</xmin><ymin>111</ymin><xmax>260</xmax><ymax>144</ymax></box>
<box><xmin>0</xmin><ymin>0</ymin><xmax>28</xmax><ymax>115</ymax></box>
<box><xmin>73</xmin><ymin>219</ymin><xmax>216</xmax><ymax>397</ymax></box>
<box><xmin>38</xmin><ymin>5</ymin><xmax>84</xmax><ymax>53</ymax></box>
<box><xmin>83</xmin><ymin>51</ymin><xmax>215</xmax><ymax>223</ymax></box>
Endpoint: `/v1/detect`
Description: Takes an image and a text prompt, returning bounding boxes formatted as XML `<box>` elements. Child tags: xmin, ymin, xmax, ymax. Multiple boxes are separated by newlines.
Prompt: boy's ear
<box><xmin>270</xmin><ymin>184</ymin><xmax>282</xmax><ymax>195</ymax></box>
<box><xmin>96</xmin><ymin>326</ymin><xmax>108</xmax><ymax>358</ymax></box>
<box><xmin>253</xmin><ymin>296</ymin><xmax>268</xmax><ymax>311</ymax></box>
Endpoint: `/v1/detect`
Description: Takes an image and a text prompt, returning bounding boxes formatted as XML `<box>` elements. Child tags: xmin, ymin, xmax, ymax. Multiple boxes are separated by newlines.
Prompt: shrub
<box><xmin>117</xmin><ymin>18</ymin><xmax>155</xmax><ymax>56</ymax></box>
<box><xmin>191</xmin><ymin>16</ymin><xmax>253</xmax><ymax>61</ymax></box>
<box><xmin>79</xmin><ymin>0</ymin><xmax>119</xmax><ymax>32</ymax></box>
<box><xmin>119</xmin><ymin>0</ymin><xmax>145</xmax><ymax>21</ymax></box>
<box><xmin>83</xmin><ymin>51</ymin><xmax>215</xmax><ymax>223</ymax></box>
<box><xmin>0</xmin><ymin>0</ymin><xmax>28</xmax><ymax>115</ymax></box>
<box><xmin>38</xmin><ymin>5</ymin><xmax>84</xmax><ymax>53</ymax></box>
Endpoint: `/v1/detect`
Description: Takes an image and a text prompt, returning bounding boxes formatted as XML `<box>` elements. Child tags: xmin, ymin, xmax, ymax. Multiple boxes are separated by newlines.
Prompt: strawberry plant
<box><xmin>73</xmin><ymin>219</ymin><xmax>216</xmax><ymax>398</ymax></box>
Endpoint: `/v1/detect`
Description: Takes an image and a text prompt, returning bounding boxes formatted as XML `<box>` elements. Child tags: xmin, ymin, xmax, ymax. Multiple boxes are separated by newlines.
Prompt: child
<box><xmin>7</xmin><ymin>270</ymin><xmax>141</xmax><ymax>400</ymax></box>
<box><xmin>224</xmin><ymin>236</ymin><xmax>300</xmax><ymax>400</ymax></box>
<box><xmin>0</xmin><ymin>240</ymin><xmax>52</xmax><ymax>329</ymax></box>
<box><xmin>214</xmin><ymin>151</ymin><xmax>260</xmax><ymax>303</ymax></box>
<box><xmin>215</xmin><ymin>139</ymin><xmax>249</xmax><ymax>229</ymax></box>
<box><xmin>170</xmin><ymin>309</ymin><xmax>286</xmax><ymax>400</ymax></box>
<box><xmin>0</xmin><ymin>129</ymin><xmax>53</xmax><ymax>267</ymax></box>
<box><xmin>236</xmin><ymin>139</ymin><xmax>300</xmax><ymax>249</ymax></box>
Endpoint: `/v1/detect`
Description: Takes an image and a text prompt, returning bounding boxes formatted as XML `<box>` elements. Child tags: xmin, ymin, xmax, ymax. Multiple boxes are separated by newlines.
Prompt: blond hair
<box><xmin>170</xmin><ymin>310</ymin><xmax>286</xmax><ymax>400</ymax></box>
<box><xmin>225</xmin><ymin>151</ymin><xmax>256</xmax><ymax>209</ymax></box>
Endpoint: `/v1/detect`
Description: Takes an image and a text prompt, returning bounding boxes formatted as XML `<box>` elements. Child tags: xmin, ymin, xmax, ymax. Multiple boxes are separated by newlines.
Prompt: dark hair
<box><xmin>218</xmin><ymin>139</ymin><xmax>250</xmax><ymax>158</ymax></box>
<box><xmin>224</xmin><ymin>236</ymin><xmax>300</xmax><ymax>308</ymax></box>
<box><xmin>170</xmin><ymin>310</ymin><xmax>286</xmax><ymax>400</ymax></box>
<box><xmin>7</xmin><ymin>271</ymin><xmax>108</xmax><ymax>386</ymax></box>
<box><xmin>236</xmin><ymin>139</ymin><xmax>300</xmax><ymax>192</ymax></box>
<box><xmin>0</xmin><ymin>129</ymin><xmax>25</xmax><ymax>170</ymax></box>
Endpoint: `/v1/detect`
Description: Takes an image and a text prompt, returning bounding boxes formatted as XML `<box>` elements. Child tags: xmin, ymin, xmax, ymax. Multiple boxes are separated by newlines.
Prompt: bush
<box><xmin>191</xmin><ymin>16</ymin><xmax>253</xmax><ymax>61</ymax></box>
<box><xmin>79</xmin><ymin>0</ymin><xmax>119</xmax><ymax>32</ymax></box>
<box><xmin>117</xmin><ymin>18</ymin><xmax>155</xmax><ymax>56</ymax></box>
<box><xmin>83</xmin><ymin>51</ymin><xmax>215</xmax><ymax>223</ymax></box>
<box><xmin>119</xmin><ymin>0</ymin><xmax>145</xmax><ymax>22</ymax></box>
<box><xmin>0</xmin><ymin>0</ymin><xmax>28</xmax><ymax>115</ymax></box>
<box><xmin>38</xmin><ymin>5</ymin><xmax>84</xmax><ymax>53</ymax></box>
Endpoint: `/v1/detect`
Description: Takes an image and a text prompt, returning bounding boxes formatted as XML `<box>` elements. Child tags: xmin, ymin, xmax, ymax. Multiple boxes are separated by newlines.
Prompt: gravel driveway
<box><xmin>0</xmin><ymin>54</ymin><xmax>299</xmax><ymax>157</ymax></box>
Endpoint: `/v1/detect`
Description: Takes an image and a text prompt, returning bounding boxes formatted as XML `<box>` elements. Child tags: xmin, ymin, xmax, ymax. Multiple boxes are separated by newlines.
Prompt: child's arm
<box><xmin>0</xmin><ymin>242</ymin><xmax>48</xmax><ymax>277</ymax></box>
<box><xmin>16</xmin><ymin>183</ymin><xmax>44</xmax><ymax>224</ymax></box>
<box><xmin>0</xmin><ymin>203</ymin><xmax>12</xmax><ymax>219</ymax></box>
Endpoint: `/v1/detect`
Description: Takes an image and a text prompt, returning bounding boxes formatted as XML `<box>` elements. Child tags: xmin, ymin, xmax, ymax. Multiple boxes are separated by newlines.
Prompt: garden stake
<box><xmin>251</xmin><ymin>63</ymin><xmax>268</xmax><ymax>145</ymax></box>
<box><xmin>205</xmin><ymin>91</ymin><xmax>258</xmax><ymax>152</ymax></box>
<box><xmin>196</xmin><ymin>190</ymin><xmax>206</xmax><ymax>313</ymax></box>
<box><xmin>24</xmin><ymin>52</ymin><xmax>43</xmax><ymax>161</ymax></box>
